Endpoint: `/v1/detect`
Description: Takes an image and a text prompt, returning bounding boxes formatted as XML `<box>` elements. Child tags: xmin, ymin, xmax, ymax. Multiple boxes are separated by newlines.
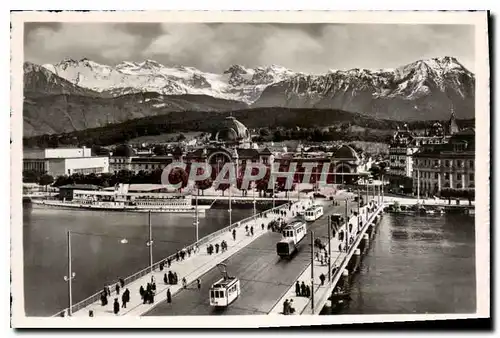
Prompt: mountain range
<box><xmin>23</xmin><ymin>56</ymin><xmax>475</xmax><ymax>137</ymax></box>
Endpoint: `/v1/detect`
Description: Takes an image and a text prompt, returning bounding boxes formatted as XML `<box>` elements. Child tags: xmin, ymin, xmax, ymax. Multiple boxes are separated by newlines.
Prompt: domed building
<box><xmin>211</xmin><ymin>116</ymin><xmax>252</xmax><ymax>149</ymax></box>
<box><xmin>330</xmin><ymin>145</ymin><xmax>361</xmax><ymax>184</ymax></box>
<box><xmin>186</xmin><ymin>115</ymin><xmax>272</xmax><ymax>180</ymax></box>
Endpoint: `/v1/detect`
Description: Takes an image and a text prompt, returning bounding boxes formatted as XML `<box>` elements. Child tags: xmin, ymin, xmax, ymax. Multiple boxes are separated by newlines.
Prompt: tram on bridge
<box><xmin>276</xmin><ymin>220</ymin><xmax>307</xmax><ymax>258</ymax></box>
<box><xmin>209</xmin><ymin>264</ymin><xmax>241</xmax><ymax>307</ymax></box>
<box><xmin>304</xmin><ymin>205</ymin><xmax>324</xmax><ymax>222</ymax></box>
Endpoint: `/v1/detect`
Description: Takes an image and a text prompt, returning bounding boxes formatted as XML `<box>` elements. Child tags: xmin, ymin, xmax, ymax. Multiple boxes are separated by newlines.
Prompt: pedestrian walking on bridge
<box><xmin>113</xmin><ymin>298</ymin><xmax>119</xmax><ymax>315</ymax></box>
<box><xmin>250</xmin><ymin>226</ymin><xmax>254</xmax><ymax>236</ymax></box>
<box><xmin>121</xmin><ymin>290</ymin><xmax>127</xmax><ymax>308</ymax></box>
<box><xmin>100</xmin><ymin>291</ymin><xmax>108</xmax><ymax>306</ymax></box>
<box><xmin>232</xmin><ymin>229</ymin><xmax>236</xmax><ymax>241</ymax></box>
<box><xmin>283</xmin><ymin>299</ymin><xmax>290</xmax><ymax>315</ymax></box>
<box><xmin>167</xmin><ymin>288</ymin><xmax>172</xmax><ymax>303</ymax></box>
<box><xmin>197</xmin><ymin>278</ymin><xmax>201</xmax><ymax>289</ymax></box>
<box><xmin>295</xmin><ymin>281</ymin><xmax>300</xmax><ymax>296</ymax></box>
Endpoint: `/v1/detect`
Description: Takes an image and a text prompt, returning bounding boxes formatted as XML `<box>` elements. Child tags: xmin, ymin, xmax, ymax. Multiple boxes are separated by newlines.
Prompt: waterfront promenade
<box><xmin>65</xmin><ymin>199</ymin><xmax>312</xmax><ymax>317</ymax></box>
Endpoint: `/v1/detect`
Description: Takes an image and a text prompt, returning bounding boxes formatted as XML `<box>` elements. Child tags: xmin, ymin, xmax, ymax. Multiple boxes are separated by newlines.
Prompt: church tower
<box><xmin>448</xmin><ymin>105</ymin><xmax>459</xmax><ymax>135</ymax></box>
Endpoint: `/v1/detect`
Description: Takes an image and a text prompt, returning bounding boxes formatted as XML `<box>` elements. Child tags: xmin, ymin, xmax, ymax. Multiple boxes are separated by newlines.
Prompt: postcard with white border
<box><xmin>10</xmin><ymin>10</ymin><xmax>490</xmax><ymax>328</ymax></box>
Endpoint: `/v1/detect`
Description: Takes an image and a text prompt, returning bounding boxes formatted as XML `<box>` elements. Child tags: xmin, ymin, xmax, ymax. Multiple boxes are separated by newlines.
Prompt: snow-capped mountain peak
<box><xmin>42</xmin><ymin>59</ymin><xmax>300</xmax><ymax>103</ymax></box>
<box><xmin>39</xmin><ymin>56</ymin><xmax>474</xmax><ymax>117</ymax></box>
<box><xmin>253</xmin><ymin>56</ymin><xmax>474</xmax><ymax>121</ymax></box>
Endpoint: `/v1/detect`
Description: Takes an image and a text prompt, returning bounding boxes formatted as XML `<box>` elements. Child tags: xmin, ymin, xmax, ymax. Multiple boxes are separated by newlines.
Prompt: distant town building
<box><xmin>412</xmin><ymin>128</ymin><xmax>475</xmax><ymax>196</ymax></box>
<box><xmin>274</xmin><ymin>144</ymin><xmax>361</xmax><ymax>185</ymax></box>
<box><xmin>23</xmin><ymin>146</ymin><xmax>109</xmax><ymax>176</ymax></box>
<box><xmin>109</xmin><ymin>144</ymin><xmax>176</xmax><ymax>174</ymax></box>
<box><xmin>105</xmin><ymin>116</ymin><xmax>363</xmax><ymax>185</ymax></box>
<box><xmin>184</xmin><ymin>116</ymin><xmax>271</xmax><ymax>177</ymax></box>
<box><xmin>184</xmin><ymin>116</ymin><xmax>361</xmax><ymax>184</ymax></box>
<box><xmin>387</xmin><ymin>111</ymin><xmax>459</xmax><ymax>193</ymax></box>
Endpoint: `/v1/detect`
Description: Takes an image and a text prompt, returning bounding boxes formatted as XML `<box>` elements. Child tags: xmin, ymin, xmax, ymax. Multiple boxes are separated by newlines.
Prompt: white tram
<box><xmin>304</xmin><ymin>205</ymin><xmax>324</xmax><ymax>222</ymax></box>
<box><xmin>209</xmin><ymin>264</ymin><xmax>241</xmax><ymax>307</ymax></box>
<box><xmin>276</xmin><ymin>220</ymin><xmax>307</xmax><ymax>258</ymax></box>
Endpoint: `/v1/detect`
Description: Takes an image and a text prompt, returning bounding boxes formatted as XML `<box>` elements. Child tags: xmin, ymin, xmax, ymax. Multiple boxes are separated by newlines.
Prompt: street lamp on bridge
<box><xmin>63</xmin><ymin>230</ymin><xmax>129</xmax><ymax>316</ymax></box>
<box><xmin>64</xmin><ymin>210</ymin><xmax>155</xmax><ymax>316</ymax></box>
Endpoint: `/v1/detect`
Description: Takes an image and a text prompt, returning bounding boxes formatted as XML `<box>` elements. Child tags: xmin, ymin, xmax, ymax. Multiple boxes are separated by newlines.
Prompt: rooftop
<box><xmin>58</xmin><ymin>184</ymin><xmax>101</xmax><ymax>190</ymax></box>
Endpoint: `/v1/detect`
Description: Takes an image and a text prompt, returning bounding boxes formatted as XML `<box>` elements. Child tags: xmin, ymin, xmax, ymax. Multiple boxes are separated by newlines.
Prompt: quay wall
<box><xmin>301</xmin><ymin>202</ymin><xmax>385</xmax><ymax>315</ymax></box>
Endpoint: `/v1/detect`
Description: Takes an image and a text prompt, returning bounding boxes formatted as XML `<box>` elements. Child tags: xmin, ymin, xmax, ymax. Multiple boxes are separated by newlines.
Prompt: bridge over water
<box><xmin>55</xmin><ymin>194</ymin><xmax>385</xmax><ymax>317</ymax></box>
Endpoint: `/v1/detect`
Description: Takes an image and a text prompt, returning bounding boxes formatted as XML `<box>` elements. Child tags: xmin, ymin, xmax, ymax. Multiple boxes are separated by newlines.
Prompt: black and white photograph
<box><xmin>10</xmin><ymin>10</ymin><xmax>490</xmax><ymax>328</ymax></box>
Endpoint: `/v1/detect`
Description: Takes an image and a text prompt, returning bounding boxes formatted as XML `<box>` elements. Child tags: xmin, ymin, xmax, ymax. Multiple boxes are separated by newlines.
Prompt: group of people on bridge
<box><xmin>98</xmin><ymin>278</ymin><xmax>132</xmax><ymax>315</ymax></box>
<box><xmin>207</xmin><ymin>240</ymin><xmax>228</xmax><ymax>255</ymax></box>
<box><xmin>139</xmin><ymin>276</ymin><xmax>157</xmax><ymax>305</ymax></box>
<box><xmin>174</xmin><ymin>245</ymin><xmax>199</xmax><ymax>262</ymax></box>
<box><xmin>163</xmin><ymin>270</ymin><xmax>179</xmax><ymax>285</ymax></box>
<box><xmin>282</xmin><ymin>299</ymin><xmax>296</xmax><ymax>315</ymax></box>
<box><xmin>295</xmin><ymin>281</ymin><xmax>312</xmax><ymax>298</ymax></box>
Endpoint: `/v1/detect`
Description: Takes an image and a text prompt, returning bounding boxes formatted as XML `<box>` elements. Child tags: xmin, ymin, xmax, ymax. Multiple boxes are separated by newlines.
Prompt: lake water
<box><xmin>338</xmin><ymin>213</ymin><xmax>476</xmax><ymax>314</ymax></box>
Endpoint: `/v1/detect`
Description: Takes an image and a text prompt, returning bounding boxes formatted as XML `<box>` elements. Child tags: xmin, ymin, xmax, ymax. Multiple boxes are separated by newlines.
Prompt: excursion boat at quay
<box><xmin>29</xmin><ymin>184</ymin><xmax>211</xmax><ymax>213</ymax></box>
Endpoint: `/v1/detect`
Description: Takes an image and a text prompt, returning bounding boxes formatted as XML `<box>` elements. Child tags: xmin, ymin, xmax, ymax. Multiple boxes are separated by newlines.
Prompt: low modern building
<box><xmin>412</xmin><ymin>128</ymin><xmax>475</xmax><ymax>196</ymax></box>
<box><xmin>23</xmin><ymin>147</ymin><xmax>109</xmax><ymax>177</ymax></box>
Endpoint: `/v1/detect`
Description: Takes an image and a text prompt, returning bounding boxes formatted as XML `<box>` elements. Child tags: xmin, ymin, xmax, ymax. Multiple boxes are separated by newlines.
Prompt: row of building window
<box><xmin>416</xmin><ymin>159</ymin><xmax>474</xmax><ymax>169</ymax></box>
<box><xmin>416</xmin><ymin>171</ymin><xmax>474</xmax><ymax>181</ymax></box>
<box><xmin>24</xmin><ymin>161</ymin><xmax>46</xmax><ymax>172</ymax></box>
<box><xmin>390</xmin><ymin>159</ymin><xmax>406</xmax><ymax>164</ymax></box>
<box><xmin>72</xmin><ymin>167</ymin><xmax>105</xmax><ymax>175</ymax></box>
<box><xmin>135</xmin><ymin>201</ymin><xmax>190</xmax><ymax>206</ymax></box>
<box><xmin>417</xmin><ymin>181</ymin><xmax>474</xmax><ymax>190</ymax></box>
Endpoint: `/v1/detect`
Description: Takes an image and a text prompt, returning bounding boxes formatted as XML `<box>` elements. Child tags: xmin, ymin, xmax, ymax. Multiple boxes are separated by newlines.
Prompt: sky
<box><xmin>24</xmin><ymin>22</ymin><xmax>475</xmax><ymax>74</ymax></box>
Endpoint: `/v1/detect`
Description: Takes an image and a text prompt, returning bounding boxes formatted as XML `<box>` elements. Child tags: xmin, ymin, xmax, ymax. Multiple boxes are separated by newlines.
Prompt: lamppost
<box><xmin>229</xmin><ymin>179</ymin><xmax>233</xmax><ymax>227</ymax></box>
<box><xmin>252</xmin><ymin>182</ymin><xmax>257</xmax><ymax>220</ymax></box>
<box><xmin>63</xmin><ymin>230</ymin><xmax>128</xmax><ymax>316</ymax></box>
<box><xmin>344</xmin><ymin>199</ymin><xmax>349</xmax><ymax>252</ymax></box>
<box><xmin>147</xmin><ymin>211</ymin><xmax>154</xmax><ymax>273</ymax></box>
<box><xmin>194</xmin><ymin>188</ymin><xmax>199</xmax><ymax>242</ymax></box>
<box><xmin>272</xmin><ymin>168</ymin><xmax>276</xmax><ymax>210</ymax></box>
<box><xmin>64</xmin><ymin>230</ymin><xmax>76</xmax><ymax>316</ymax></box>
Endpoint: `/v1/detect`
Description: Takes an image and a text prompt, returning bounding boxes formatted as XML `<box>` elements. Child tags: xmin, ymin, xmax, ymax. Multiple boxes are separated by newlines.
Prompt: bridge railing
<box><xmin>300</xmin><ymin>202</ymin><xmax>383</xmax><ymax>315</ymax></box>
<box><xmin>52</xmin><ymin>201</ymin><xmax>293</xmax><ymax>317</ymax></box>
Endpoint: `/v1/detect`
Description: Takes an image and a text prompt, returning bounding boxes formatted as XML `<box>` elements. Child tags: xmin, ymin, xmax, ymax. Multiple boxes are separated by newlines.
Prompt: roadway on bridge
<box><xmin>145</xmin><ymin>201</ymin><xmax>357</xmax><ymax>316</ymax></box>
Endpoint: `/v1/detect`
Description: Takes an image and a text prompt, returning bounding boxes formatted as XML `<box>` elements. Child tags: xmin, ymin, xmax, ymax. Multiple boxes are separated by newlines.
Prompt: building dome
<box><xmin>333</xmin><ymin>145</ymin><xmax>360</xmax><ymax>160</ymax></box>
<box><xmin>113</xmin><ymin>144</ymin><xmax>136</xmax><ymax>157</ymax></box>
<box><xmin>213</xmin><ymin>116</ymin><xmax>251</xmax><ymax>143</ymax></box>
